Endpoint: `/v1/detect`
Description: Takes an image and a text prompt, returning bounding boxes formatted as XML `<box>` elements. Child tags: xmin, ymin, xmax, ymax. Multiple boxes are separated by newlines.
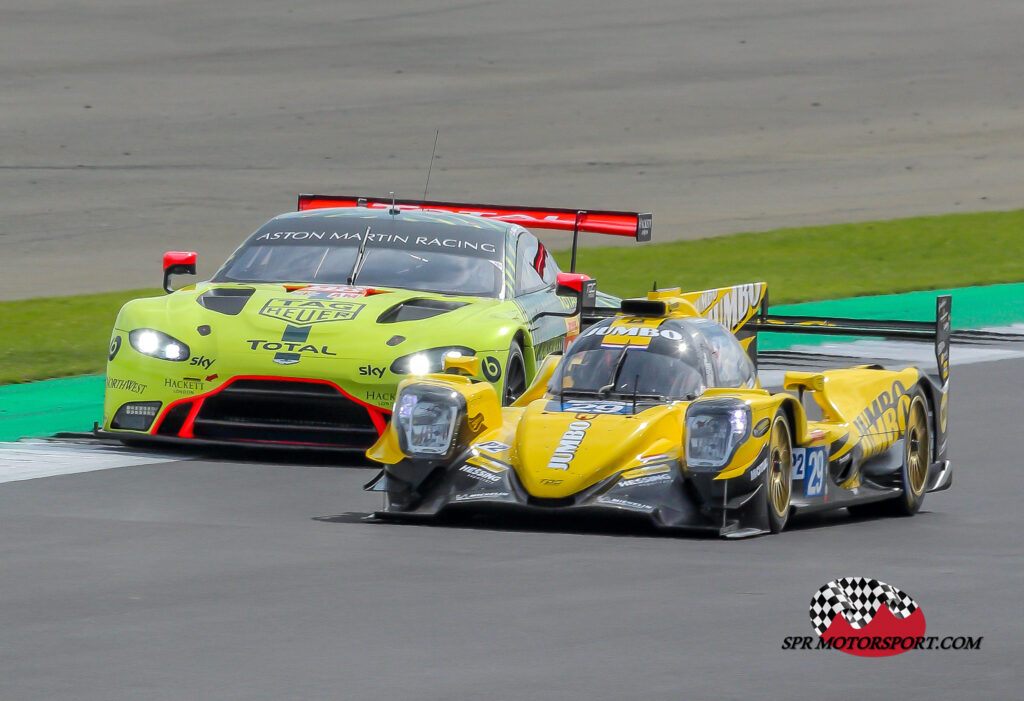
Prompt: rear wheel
<box><xmin>502</xmin><ymin>342</ymin><xmax>527</xmax><ymax>406</ymax></box>
<box><xmin>765</xmin><ymin>412</ymin><xmax>793</xmax><ymax>533</ymax></box>
<box><xmin>897</xmin><ymin>395</ymin><xmax>930</xmax><ymax>515</ymax></box>
<box><xmin>849</xmin><ymin>394</ymin><xmax>930</xmax><ymax>518</ymax></box>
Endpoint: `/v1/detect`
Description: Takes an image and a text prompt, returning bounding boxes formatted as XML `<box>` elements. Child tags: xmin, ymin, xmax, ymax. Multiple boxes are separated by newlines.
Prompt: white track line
<box><xmin>0</xmin><ymin>441</ymin><xmax>182</xmax><ymax>484</ymax></box>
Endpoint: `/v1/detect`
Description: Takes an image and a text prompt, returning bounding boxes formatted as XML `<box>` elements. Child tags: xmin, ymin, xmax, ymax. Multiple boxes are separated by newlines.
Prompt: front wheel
<box><xmin>765</xmin><ymin>412</ymin><xmax>793</xmax><ymax>533</ymax></box>
<box><xmin>501</xmin><ymin>342</ymin><xmax>527</xmax><ymax>406</ymax></box>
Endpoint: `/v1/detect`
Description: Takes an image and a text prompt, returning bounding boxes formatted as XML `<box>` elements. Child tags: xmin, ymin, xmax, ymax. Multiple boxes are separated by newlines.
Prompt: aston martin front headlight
<box><xmin>128</xmin><ymin>329</ymin><xmax>190</xmax><ymax>361</ymax></box>
<box><xmin>394</xmin><ymin>384</ymin><xmax>466</xmax><ymax>459</ymax></box>
<box><xmin>390</xmin><ymin>346</ymin><xmax>475</xmax><ymax>376</ymax></box>
<box><xmin>685</xmin><ymin>399</ymin><xmax>751</xmax><ymax>469</ymax></box>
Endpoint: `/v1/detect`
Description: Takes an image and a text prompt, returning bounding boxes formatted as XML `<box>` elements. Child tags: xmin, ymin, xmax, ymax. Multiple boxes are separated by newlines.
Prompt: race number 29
<box><xmin>793</xmin><ymin>446</ymin><xmax>827</xmax><ymax>498</ymax></box>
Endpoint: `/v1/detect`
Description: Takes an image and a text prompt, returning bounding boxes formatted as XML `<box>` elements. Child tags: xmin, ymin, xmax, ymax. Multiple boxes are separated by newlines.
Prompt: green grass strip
<box><xmin>2</xmin><ymin>209</ymin><xmax>1023</xmax><ymax>385</ymax></box>
<box><xmin>0</xmin><ymin>289</ymin><xmax>161</xmax><ymax>385</ymax></box>
<box><xmin>559</xmin><ymin>209</ymin><xmax>1024</xmax><ymax>303</ymax></box>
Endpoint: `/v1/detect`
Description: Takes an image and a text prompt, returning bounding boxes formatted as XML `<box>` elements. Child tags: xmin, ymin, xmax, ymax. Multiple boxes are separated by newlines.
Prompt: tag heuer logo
<box><xmin>258</xmin><ymin>298</ymin><xmax>364</xmax><ymax>326</ymax></box>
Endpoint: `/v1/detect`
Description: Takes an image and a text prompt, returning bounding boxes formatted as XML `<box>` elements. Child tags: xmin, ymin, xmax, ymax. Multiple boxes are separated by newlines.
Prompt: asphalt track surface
<box><xmin>3</xmin><ymin>0</ymin><xmax>1024</xmax><ymax>298</ymax></box>
<box><xmin>0</xmin><ymin>356</ymin><xmax>1021</xmax><ymax>700</ymax></box>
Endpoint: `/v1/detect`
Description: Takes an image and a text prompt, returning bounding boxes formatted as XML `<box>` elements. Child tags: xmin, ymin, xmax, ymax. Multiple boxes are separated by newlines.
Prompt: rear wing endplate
<box><xmin>297</xmin><ymin>194</ymin><xmax>651</xmax><ymax>272</ymax></box>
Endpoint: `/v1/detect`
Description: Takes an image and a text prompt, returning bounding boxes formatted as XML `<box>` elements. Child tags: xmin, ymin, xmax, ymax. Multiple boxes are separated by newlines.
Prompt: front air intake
<box><xmin>188</xmin><ymin>379</ymin><xmax>380</xmax><ymax>448</ymax></box>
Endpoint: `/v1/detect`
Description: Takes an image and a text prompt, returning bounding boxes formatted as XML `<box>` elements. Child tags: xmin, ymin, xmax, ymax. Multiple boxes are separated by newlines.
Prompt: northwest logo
<box><xmin>809</xmin><ymin>577</ymin><xmax>925</xmax><ymax>657</ymax></box>
<box><xmin>258</xmin><ymin>298</ymin><xmax>364</xmax><ymax>326</ymax></box>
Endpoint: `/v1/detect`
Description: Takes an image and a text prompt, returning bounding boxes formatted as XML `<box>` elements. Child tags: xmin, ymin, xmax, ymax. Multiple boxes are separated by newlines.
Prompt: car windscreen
<box><xmin>214</xmin><ymin>244</ymin><xmax>503</xmax><ymax>297</ymax></box>
<box><xmin>552</xmin><ymin>348</ymin><xmax>707</xmax><ymax>400</ymax></box>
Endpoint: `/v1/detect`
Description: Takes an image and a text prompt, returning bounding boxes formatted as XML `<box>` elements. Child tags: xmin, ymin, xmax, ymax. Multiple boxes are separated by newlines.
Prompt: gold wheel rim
<box><xmin>769</xmin><ymin>421</ymin><xmax>792</xmax><ymax>518</ymax></box>
<box><xmin>906</xmin><ymin>400</ymin><xmax>929</xmax><ymax>496</ymax></box>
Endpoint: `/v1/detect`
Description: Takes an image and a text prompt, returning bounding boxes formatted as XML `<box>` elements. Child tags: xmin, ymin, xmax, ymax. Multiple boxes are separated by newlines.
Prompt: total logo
<box><xmin>245</xmin><ymin>340</ymin><xmax>336</xmax><ymax>356</ymax></box>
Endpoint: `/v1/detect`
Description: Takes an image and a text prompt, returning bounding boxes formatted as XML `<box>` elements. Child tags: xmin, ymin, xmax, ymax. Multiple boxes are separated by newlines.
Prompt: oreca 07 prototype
<box><xmin>103</xmin><ymin>195</ymin><xmax>651</xmax><ymax>449</ymax></box>
<box><xmin>365</xmin><ymin>284</ymin><xmax>952</xmax><ymax>538</ymax></box>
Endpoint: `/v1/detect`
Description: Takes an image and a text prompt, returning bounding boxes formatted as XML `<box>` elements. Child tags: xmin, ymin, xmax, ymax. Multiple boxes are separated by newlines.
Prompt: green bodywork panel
<box><xmin>103</xmin><ymin>281</ymin><xmax>585</xmax><ymax>433</ymax></box>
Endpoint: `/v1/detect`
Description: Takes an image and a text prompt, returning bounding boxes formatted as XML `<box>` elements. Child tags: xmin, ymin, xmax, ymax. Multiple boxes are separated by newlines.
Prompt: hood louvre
<box><xmin>377</xmin><ymin>298</ymin><xmax>469</xmax><ymax>323</ymax></box>
<box><xmin>197</xmin><ymin>287</ymin><xmax>255</xmax><ymax>315</ymax></box>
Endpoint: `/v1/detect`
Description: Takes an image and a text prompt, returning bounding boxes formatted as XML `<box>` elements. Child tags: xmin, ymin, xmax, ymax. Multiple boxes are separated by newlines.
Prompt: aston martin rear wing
<box><xmin>747</xmin><ymin>294</ymin><xmax>952</xmax><ymax>384</ymax></box>
<box><xmin>296</xmin><ymin>194</ymin><xmax>652</xmax><ymax>272</ymax></box>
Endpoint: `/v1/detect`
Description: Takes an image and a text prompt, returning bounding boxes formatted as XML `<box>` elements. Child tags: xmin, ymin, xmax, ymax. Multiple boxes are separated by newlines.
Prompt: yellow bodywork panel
<box><xmin>366</xmin><ymin>417</ymin><xmax>405</xmax><ymax>465</ymax></box>
<box><xmin>443</xmin><ymin>354</ymin><xmax>482</xmax><ymax>377</ymax></box>
<box><xmin>816</xmin><ymin>366</ymin><xmax>921</xmax><ymax>460</ymax></box>
<box><xmin>513</xmin><ymin>401</ymin><xmax>684</xmax><ymax>498</ymax></box>
<box><xmin>512</xmin><ymin>353</ymin><xmax>561</xmax><ymax>407</ymax></box>
<box><xmin>366</xmin><ymin>373</ymin><xmax>503</xmax><ymax>465</ymax></box>
<box><xmin>699</xmin><ymin>390</ymin><xmax>806</xmax><ymax>481</ymax></box>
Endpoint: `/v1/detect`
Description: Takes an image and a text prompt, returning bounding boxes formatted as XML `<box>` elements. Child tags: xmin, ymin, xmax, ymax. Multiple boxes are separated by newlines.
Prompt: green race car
<box><xmin>103</xmin><ymin>195</ymin><xmax>651</xmax><ymax>449</ymax></box>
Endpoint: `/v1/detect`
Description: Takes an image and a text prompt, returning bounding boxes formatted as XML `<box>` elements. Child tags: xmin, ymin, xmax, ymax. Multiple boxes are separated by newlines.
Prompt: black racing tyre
<box><xmin>849</xmin><ymin>394</ymin><xmax>930</xmax><ymax>518</ymax></box>
<box><xmin>765</xmin><ymin>412</ymin><xmax>793</xmax><ymax>533</ymax></box>
<box><xmin>501</xmin><ymin>342</ymin><xmax>527</xmax><ymax>406</ymax></box>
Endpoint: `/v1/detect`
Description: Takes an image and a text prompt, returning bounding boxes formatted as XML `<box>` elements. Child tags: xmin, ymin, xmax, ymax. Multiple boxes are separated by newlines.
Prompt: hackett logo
<box><xmin>258</xmin><ymin>298</ymin><xmax>364</xmax><ymax>326</ymax></box>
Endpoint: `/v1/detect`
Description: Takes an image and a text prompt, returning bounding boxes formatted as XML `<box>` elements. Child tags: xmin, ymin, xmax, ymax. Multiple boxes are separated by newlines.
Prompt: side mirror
<box><xmin>535</xmin><ymin>273</ymin><xmax>598</xmax><ymax>323</ymax></box>
<box><xmin>163</xmin><ymin>251</ymin><xmax>197</xmax><ymax>293</ymax></box>
<box><xmin>555</xmin><ymin>272</ymin><xmax>597</xmax><ymax>309</ymax></box>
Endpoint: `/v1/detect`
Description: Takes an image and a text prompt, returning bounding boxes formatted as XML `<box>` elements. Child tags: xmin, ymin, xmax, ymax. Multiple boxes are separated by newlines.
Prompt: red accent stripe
<box><xmin>297</xmin><ymin>194</ymin><xmax>645</xmax><ymax>238</ymax></box>
<box><xmin>150</xmin><ymin>375</ymin><xmax>392</xmax><ymax>441</ymax></box>
<box><xmin>533</xmin><ymin>243</ymin><xmax>546</xmax><ymax>276</ymax></box>
<box><xmin>366</xmin><ymin>406</ymin><xmax>388</xmax><ymax>434</ymax></box>
<box><xmin>179</xmin><ymin>400</ymin><xmax>203</xmax><ymax>439</ymax></box>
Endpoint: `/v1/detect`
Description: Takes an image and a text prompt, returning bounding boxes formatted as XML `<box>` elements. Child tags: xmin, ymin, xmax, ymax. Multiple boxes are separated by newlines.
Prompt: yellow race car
<box><xmin>364</xmin><ymin>283</ymin><xmax>952</xmax><ymax>538</ymax></box>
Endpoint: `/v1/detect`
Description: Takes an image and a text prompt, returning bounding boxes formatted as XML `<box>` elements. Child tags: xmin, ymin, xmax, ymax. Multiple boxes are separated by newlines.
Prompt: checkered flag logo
<box><xmin>809</xmin><ymin>577</ymin><xmax>919</xmax><ymax>636</ymax></box>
